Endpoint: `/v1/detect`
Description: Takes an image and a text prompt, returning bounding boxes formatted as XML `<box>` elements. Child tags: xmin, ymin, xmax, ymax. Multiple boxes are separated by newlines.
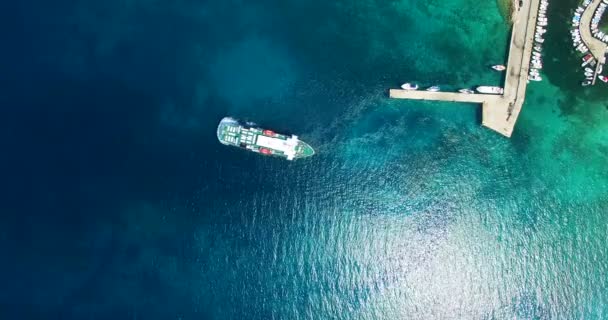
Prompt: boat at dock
<box><xmin>401</xmin><ymin>83</ymin><xmax>419</xmax><ymax>90</ymax></box>
<box><xmin>216</xmin><ymin>117</ymin><xmax>314</xmax><ymax>160</ymax></box>
<box><xmin>458</xmin><ymin>88</ymin><xmax>475</xmax><ymax>94</ymax></box>
<box><xmin>583</xmin><ymin>53</ymin><xmax>593</xmax><ymax>61</ymax></box>
<box><xmin>599</xmin><ymin>75</ymin><xmax>608</xmax><ymax>82</ymax></box>
<box><xmin>491</xmin><ymin>65</ymin><xmax>506</xmax><ymax>71</ymax></box>
<box><xmin>582</xmin><ymin>80</ymin><xmax>592</xmax><ymax>86</ymax></box>
<box><xmin>476</xmin><ymin>86</ymin><xmax>504</xmax><ymax>95</ymax></box>
<box><xmin>426</xmin><ymin>86</ymin><xmax>440</xmax><ymax>92</ymax></box>
<box><xmin>582</xmin><ymin>58</ymin><xmax>595</xmax><ymax>67</ymax></box>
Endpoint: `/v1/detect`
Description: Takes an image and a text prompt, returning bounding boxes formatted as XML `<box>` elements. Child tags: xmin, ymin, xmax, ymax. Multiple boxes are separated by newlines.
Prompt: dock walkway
<box><xmin>389</xmin><ymin>0</ymin><xmax>540</xmax><ymax>137</ymax></box>
<box><xmin>580</xmin><ymin>0</ymin><xmax>608</xmax><ymax>84</ymax></box>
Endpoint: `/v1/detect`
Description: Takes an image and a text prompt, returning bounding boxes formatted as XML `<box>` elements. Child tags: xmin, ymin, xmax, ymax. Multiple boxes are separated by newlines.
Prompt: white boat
<box><xmin>476</xmin><ymin>86</ymin><xmax>504</xmax><ymax>95</ymax></box>
<box><xmin>401</xmin><ymin>83</ymin><xmax>419</xmax><ymax>90</ymax></box>
<box><xmin>599</xmin><ymin>75</ymin><xmax>608</xmax><ymax>83</ymax></box>
<box><xmin>534</xmin><ymin>45</ymin><xmax>542</xmax><ymax>51</ymax></box>
<box><xmin>585</xmin><ymin>67</ymin><xmax>594</xmax><ymax>73</ymax></box>
<box><xmin>459</xmin><ymin>88</ymin><xmax>475</xmax><ymax>94</ymax></box>
<box><xmin>426</xmin><ymin>86</ymin><xmax>440</xmax><ymax>92</ymax></box>
<box><xmin>582</xmin><ymin>80</ymin><xmax>591</xmax><ymax>86</ymax></box>
<box><xmin>491</xmin><ymin>65</ymin><xmax>506</xmax><ymax>71</ymax></box>
<box><xmin>535</xmin><ymin>37</ymin><xmax>545</xmax><ymax>43</ymax></box>
<box><xmin>584</xmin><ymin>72</ymin><xmax>594</xmax><ymax>77</ymax></box>
<box><xmin>582</xmin><ymin>59</ymin><xmax>595</xmax><ymax>67</ymax></box>
<box><xmin>529</xmin><ymin>74</ymin><xmax>542</xmax><ymax>81</ymax></box>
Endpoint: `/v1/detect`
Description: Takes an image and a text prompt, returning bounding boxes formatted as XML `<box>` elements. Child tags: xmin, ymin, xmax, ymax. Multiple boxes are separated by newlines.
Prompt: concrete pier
<box><xmin>580</xmin><ymin>0</ymin><xmax>608</xmax><ymax>85</ymax></box>
<box><xmin>389</xmin><ymin>0</ymin><xmax>541</xmax><ymax>137</ymax></box>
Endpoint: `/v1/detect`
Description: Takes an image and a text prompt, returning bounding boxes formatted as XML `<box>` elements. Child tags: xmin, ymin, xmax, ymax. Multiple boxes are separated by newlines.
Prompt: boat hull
<box><xmin>476</xmin><ymin>86</ymin><xmax>504</xmax><ymax>95</ymax></box>
<box><xmin>217</xmin><ymin>117</ymin><xmax>315</xmax><ymax>160</ymax></box>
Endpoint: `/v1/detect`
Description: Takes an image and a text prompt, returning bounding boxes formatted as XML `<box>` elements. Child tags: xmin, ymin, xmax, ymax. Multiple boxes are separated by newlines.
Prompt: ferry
<box><xmin>491</xmin><ymin>65</ymin><xmax>506</xmax><ymax>71</ymax></box>
<box><xmin>426</xmin><ymin>86</ymin><xmax>440</xmax><ymax>92</ymax></box>
<box><xmin>401</xmin><ymin>83</ymin><xmax>419</xmax><ymax>90</ymax></box>
<box><xmin>476</xmin><ymin>86</ymin><xmax>504</xmax><ymax>94</ymax></box>
<box><xmin>459</xmin><ymin>88</ymin><xmax>475</xmax><ymax>94</ymax></box>
<box><xmin>216</xmin><ymin>117</ymin><xmax>314</xmax><ymax>160</ymax></box>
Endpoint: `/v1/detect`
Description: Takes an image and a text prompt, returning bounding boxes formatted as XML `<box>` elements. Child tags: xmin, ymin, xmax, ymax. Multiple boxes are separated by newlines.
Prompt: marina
<box><xmin>573</xmin><ymin>0</ymin><xmax>608</xmax><ymax>86</ymax></box>
<box><xmin>389</xmin><ymin>0</ymin><xmax>543</xmax><ymax>137</ymax></box>
<box><xmin>573</xmin><ymin>0</ymin><xmax>608</xmax><ymax>85</ymax></box>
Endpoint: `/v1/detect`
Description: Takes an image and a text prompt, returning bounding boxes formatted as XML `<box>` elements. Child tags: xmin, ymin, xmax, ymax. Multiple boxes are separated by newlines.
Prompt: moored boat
<box><xmin>401</xmin><ymin>83</ymin><xmax>419</xmax><ymax>90</ymax></box>
<box><xmin>476</xmin><ymin>86</ymin><xmax>504</xmax><ymax>95</ymax></box>
<box><xmin>599</xmin><ymin>75</ymin><xmax>608</xmax><ymax>82</ymax></box>
<box><xmin>491</xmin><ymin>65</ymin><xmax>506</xmax><ymax>71</ymax></box>
<box><xmin>459</xmin><ymin>88</ymin><xmax>475</xmax><ymax>94</ymax></box>
<box><xmin>426</xmin><ymin>85</ymin><xmax>440</xmax><ymax>92</ymax></box>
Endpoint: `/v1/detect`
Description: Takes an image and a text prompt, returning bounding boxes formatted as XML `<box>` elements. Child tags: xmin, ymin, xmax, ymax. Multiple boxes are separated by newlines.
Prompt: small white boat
<box><xmin>401</xmin><ymin>83</ymin><xmax>419</xmax><ymax>90</ymax></box>
<box><xmin>585</xmin><ymin>67</ymin><xmax>594</xmax><ymax>73</ymax></box>
<box><xmin>582</xmin><ymin>80</ymin><xmax>591</xmax><ymax>86</ymax></box>
<box><xmin>476</xmin><ymin>86</ymin><xmax>504</xmax><ymax>95</ymax></box>
<box><xmin>599</xmin><ymin>75</ymin><xmax>608</xmax><ymax>83</ymax></box>
<box><xmin>582</xmin><ymin>59</ymin><xmax>595</xmax><ymax>67</ymax></box>
<box><xmin>529</xmin><ymin>74</ymin><xmax>542</xmax><ymax>81</ymax></box>
<box><xmin>584</xmin><ymin>72</ymin><xmax>594</xmax><ymax>77</ymax></box>
<box><xmin>534</xmin><ymin>45</ymin><xmax>542</xmax><ymax>51</ymax></box>
<box><xmin>459</xmin><ymin>88</ymin><xmax>475</xmax><ymax>94</ymax></box>
<box><xmin>426</xmin><ymin>86</ymin><xmax>440</xmax><ymax>92</ymax></box>
<box><xmin>491</xmin><ymin>65</ymin><xmax>506</xmax><ymax>71</ymax></box>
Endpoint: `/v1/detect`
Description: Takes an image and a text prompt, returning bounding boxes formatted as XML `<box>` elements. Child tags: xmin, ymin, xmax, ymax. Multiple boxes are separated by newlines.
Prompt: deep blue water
<box><xmin>2</xmin><ymin>0</ymin><xmax>608</xmax><ymax>319</ymax></box>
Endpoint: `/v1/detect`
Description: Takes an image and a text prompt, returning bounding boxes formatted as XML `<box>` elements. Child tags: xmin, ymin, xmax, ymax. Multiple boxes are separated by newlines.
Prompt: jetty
<box><xmin>580</xmin><ymin>0</ymin><xmax>608</xmax><ymax>84</ymax></box>
<box><xmin>389</xmin><ymin>0</ymin><xmax>541</xmax><ymax>137</ymax></box>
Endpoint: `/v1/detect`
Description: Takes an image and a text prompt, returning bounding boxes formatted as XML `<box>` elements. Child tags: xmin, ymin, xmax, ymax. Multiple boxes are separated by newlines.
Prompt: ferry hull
<box><xmin>217</xmin><ymin>117</ymin><xmax>315</xmax><ymax>160</ymax></box>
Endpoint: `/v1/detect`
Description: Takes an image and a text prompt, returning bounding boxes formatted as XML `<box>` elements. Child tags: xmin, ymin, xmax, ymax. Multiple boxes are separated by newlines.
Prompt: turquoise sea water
<box><xmin>2</xmin><ymin>0</ymin><xmax>608</xmax><ymax>318</ymax></box>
